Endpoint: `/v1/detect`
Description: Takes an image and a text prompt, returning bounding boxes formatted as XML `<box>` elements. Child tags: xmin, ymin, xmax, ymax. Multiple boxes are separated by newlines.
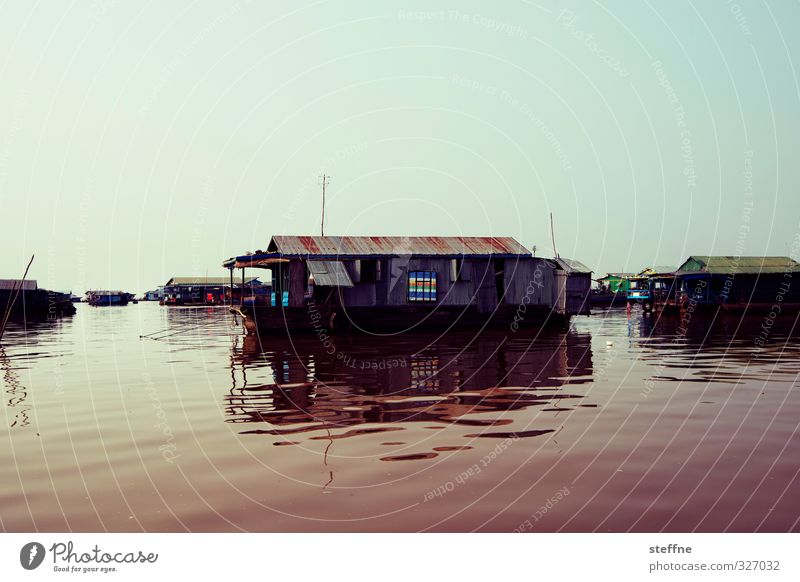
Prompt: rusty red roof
<box><xmin>266</xmin><ymin>235</ymin><xmax>531</xmax><ymax>257</ymax></box>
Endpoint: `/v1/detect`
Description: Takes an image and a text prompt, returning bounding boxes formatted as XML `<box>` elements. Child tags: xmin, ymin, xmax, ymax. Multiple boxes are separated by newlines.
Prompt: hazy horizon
<box><xmin>1</xmin><ymin>1</ymin><xmax>798</xmax><ymax>293</ymax></box>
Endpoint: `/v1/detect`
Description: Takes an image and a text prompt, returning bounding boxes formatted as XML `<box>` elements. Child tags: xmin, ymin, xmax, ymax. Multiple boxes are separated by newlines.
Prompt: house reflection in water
<box><xmin>224</xmin><ymin>328</ymin><xmax>594</xmax><ymax>438</ymax></box>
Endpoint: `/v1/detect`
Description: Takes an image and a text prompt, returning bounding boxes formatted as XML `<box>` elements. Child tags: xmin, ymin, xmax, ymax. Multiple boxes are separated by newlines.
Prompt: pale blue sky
<box><xmin>1</xmin><ymin>1</ymin><xmax>798</xmax><ymax>292</ymax></box>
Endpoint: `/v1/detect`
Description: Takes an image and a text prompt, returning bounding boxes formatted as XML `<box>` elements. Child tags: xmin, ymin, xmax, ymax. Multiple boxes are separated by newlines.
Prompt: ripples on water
<box><xmin>1</xmin><ymin>303</ymin><xmax>798</xmax><ymax>532</ymax></box>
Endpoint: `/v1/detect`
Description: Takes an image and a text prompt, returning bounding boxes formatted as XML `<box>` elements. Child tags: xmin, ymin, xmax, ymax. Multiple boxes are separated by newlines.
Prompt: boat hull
<box><xmin>0</xmin><ymin>289</ymin><xmax>76</xmax><ymax>319</ymax></box>
<box><xmin>232</xmin><ymin>303</ymin><xmax>568</xmax><ymax>335</ymax></box>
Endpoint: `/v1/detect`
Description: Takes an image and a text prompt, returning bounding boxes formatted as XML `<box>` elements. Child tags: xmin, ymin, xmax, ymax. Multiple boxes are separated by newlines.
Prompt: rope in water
<box><xmin>139</xmin><ymin>309</ymin><xmax>242</xmax><ymax>341</ymax></box>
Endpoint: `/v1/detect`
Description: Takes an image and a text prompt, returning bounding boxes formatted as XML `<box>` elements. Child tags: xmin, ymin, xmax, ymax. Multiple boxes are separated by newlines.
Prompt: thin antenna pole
<box><xmin>319</xmin><ymin>174</ymin><xmax>330</xmax><ymax>236</ymax></box>
<box><xmin>550</xmin><ymin>212</ymin><xmax>559</xmax><ymax>259</ymax></box>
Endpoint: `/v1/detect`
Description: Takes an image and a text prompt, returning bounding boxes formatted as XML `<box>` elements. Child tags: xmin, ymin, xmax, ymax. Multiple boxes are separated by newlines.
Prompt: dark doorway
<box><xmin>494</xmin><ymin>259</ymin><xmax>505</xmax><ymax>303</ymax></box>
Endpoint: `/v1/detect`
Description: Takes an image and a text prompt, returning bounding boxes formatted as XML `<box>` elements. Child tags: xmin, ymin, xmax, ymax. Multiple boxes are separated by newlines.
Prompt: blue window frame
<box><xmin>271</xmin><ymin>290</ymin><xmax>289</xmax><ymax>306</ymax></box>
<box><xmin>408</xmin><ymin>271</ymin><xmax>437</xmax><ymax>302</ymax></box>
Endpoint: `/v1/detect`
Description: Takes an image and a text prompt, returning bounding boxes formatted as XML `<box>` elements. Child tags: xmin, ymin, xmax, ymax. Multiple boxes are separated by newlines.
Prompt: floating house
<box><xmin>631</xmin><ymin>266</ymin><xmax>678</xmax><ymax>311</ymax></box>
<box><xmin>595</xmin><ymin>272</ymin><xmax>635</xmax><ymax>294</ymax></box>
<box><xmin>591</xmin><ymin>272</ymin><xmax>634</xmax><ymax>306</ymax></box>
<box><xmin>638</xmin><ymin>266</ymin><xmax>677</xmax><ymax>278</ymax></box>
<box><xmin>671</xmin><ymin>256</ymin><xmax>800</xmax><ymax>311</ymax></box>
<box><xmin>551</xmin><ymin>258</ymin><xmax>592</xmax><ymax>316</ymax></box>
<box><xmin>143</xmin><ymin>287</ymin><xmax>164</xmax><ymax>301</ymax></box>
<box><xmin>0</xmin><ymin>279</ymin><xmax>76</xmax><ymax>319</ymax></box>
<box><xmin>161</xmin><ymin>276</ymin><xmax>266</xmax><ymax>306</ymax></box>
<box><xmin>85</xmin><ymin>290</ymin><xmax>133</xmax><ymax>306</ymax></box>
<box><xmin>222</xmin><ymin>235</ymin><xmax>591</xmax><ymax>334</ymax></box>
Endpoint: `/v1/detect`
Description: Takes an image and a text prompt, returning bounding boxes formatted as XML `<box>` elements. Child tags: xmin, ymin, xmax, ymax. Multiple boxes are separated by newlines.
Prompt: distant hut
<box><xmin>143</xmin><ymin>287</ymin><xmax>164</xmax><ymax>301</ymax></box>
<box><xmin>595</xmin><ymin>272</ymin><xmax>635</xmax><ymax>294</ymax></box>
<box><xmin>85</xmin><ymin>290</ymin><xmax>132</xmax><ymax>306</ymax></box>
<box><xmin>1</xmin><ymin>279</ymin><xmax>76</xmax><ymax>319</ymax></box>
<box><xmin>638</xmin><ymin>266</ymin><xmax>678</xmax><ymax>311</ymax></box>
<box><xmin>162</xmin><ymin>276</ymin><xmax>266</xmax><ymax>306</ymax></box>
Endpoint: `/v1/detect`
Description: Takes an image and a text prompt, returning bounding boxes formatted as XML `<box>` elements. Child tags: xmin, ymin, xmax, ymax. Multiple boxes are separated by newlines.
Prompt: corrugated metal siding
<box><xmin>269</xmin><ymin>235</ymin><xmax>531</xmax><ymax>257</ymax></box>
<box><xmin>639</xmin><ymin>266</ymin><xmax>677</xmax><ymax>276</ymax></box>
<box><xmin>597</xmin><ymin>273</ymin><xmax>635</xmax><ymax>280</ymax></box>
<box><xmin>554</xmin><ymin>258</ymin><xmax>592</xmax><ymax>274</ymax></box>
<box><xmin>565</xmin><ymin>274</ymin><xmax>592</xmax><ymax>315</ymax></box>
<box><xmin>677</xmin><ymin>256</ymin><xmax>800</xmax><ymax>275</ymax></box>
<box><xmin>552</xmin><ymin>271</ymin><xmax>567</xmax><ymax>314</ymax></box>
<box><xmin>307</xmin><ymin>260</ymin><xmax>354</xmax><ymax>287</ymax></box>
<box><xmin>0</xmin><ymin>279</ymin><xmax>37</xmax><ymax>290</ymax></box>
<box><xmin>503</xmin><ymin>258</ymin><xmax>554</xmax><ymax>306</ymax></box>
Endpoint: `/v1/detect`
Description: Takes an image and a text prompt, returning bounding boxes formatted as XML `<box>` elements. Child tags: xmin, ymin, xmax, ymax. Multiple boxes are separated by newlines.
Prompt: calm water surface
<box><xmin>1</xmin><ymin>303</ymin><xmax>798</xmax><ymax>532</ymax></box>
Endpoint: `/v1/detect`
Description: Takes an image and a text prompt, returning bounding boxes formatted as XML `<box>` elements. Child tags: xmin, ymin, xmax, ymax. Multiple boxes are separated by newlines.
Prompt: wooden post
<box><xmin>229</xmin><ymin>267</ymin><xmax>234</xmax><ymax>306</ymax></box>
<box><xmin>0</xmin><ymin>254</ymin><xmax>35</xmax><ymax>342</ymax></box>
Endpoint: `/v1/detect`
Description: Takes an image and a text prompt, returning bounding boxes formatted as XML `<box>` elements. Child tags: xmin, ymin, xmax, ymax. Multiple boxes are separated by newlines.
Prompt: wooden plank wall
<box><xmin>300</xmin><ymin>256</ymin><xmax>558</xmax><ymax>312</ymax></box>
<box><xmin>503</xmin><ymin>258</ymin><xmax>554</xmax><ymax>306</ymax></box>
<box><xmin>565</xmin><ymin>273</ymin><xmax>592</xmax><ymax>315</ymax></box>
<box><xmin>288</xmin><ymin>260</ymin><xmax>306</xmax><ymax>307</ymax></box>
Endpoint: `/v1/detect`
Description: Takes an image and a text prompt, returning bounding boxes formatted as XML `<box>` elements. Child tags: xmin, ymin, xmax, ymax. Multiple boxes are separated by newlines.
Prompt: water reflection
<box><xmin>3</xmin><ymin>303</ymin><xmax>798</xmax><ymax>532</ymax></box>
<box><xmin>224</xmin><ymin>328</ymin><xmax>594</xmax><ymax>440</ymax></box>
<box><xmin>1</xmin><ymin>346</ymin><xmax>31</xmax><ymax>428</ymax></box>
<box><xmin>632</xmin><ymin>309</ymin><xmax>800</xmax><ymax>384</ymax></box>
<box><xmin>1</xmin><ymin>317</ymin><xmax>74</xmax><ymax>430</ymax></box>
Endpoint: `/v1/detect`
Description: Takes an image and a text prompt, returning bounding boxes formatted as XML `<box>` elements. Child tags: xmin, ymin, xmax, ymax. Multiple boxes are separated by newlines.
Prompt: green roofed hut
<box><xmin>592</xmin><ymin>272</ymin><xmax>634</xmax><ymax>306</ymax></box>
<box><xmin>673</xmin><ymin>256</ymin><xmax>800</xmax><ymax>312</ymax></box>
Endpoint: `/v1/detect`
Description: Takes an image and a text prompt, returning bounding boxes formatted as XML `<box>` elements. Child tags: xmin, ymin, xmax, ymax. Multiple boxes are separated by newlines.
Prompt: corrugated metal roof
<box><xmin>307</xmin><ymin>260</ymin><xmax>354</xmax><ymax>287</ymax></box>
<box><xmin>267</xmin><ymin>235</ymin><xmax>531</xmax><ymax>257</ymax></box>
<box><xmin>597</xmin><ymin>273</ymin><xmax>635</xmax><ymax>280</ymax></box>
<box><xmin>553</xmin><ymin>258</ymin><xmax>592</xmax><ymax>274</ymax></box>
<box><xmin>677</xmin><ymin>256</ymin><xmax>800</xmax><ymax>275</ymax></box>
<box><xmin>0</xmin><ymin>279</ymin><xmax>37</xmax><ymax>291</ymax></box>
<box><xmin>166</xmin><ymin>277</ymin><xmax>261</xmax><ymax>286</ymax></box>
<box><xmin>638</xmin><ymin>266</ymin><xmax>677</xmax><ymax>276</ymax></box>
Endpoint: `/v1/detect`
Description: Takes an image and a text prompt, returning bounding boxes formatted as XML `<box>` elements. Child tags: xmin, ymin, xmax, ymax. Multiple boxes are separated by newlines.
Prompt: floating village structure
<box><xmin>594</xmin><ymin>256</ymin><xmax>800</xmax><ymax>314</ymax></box>
<box><xmin>223</xmin><ymin>235</ymin><xmax>591</xmax><ymax>334</ymax></box>
<box><xmin>595</xmin><ymin>272</ymin><xmax>634</xmax><ymax>294</ymax></box>
<box><xmin>142</xmin><ymin>287</ymin><xmax>164</xmax><ymax>301</ymax></box>
<box><xmin>552</xmin><ymin>258</ymin><xmax>592</xmax><ymax>316</ymax></box>
<box><xmin>85</xmin><ymin>290</ymin><xmax>134</xmax><ymax>306</ymax></box>
<box><xmin>592</xmin><ymin>272</ymin><xmax>634</xmax><ymax>306</ymax></box>
<box><xmin>161</xmin><ymin>276</ymin><xmax>267</xmax><ymax>306</ymax></box>
<box><xmin>0</xmin><ymin>279</ymin><xmax>75</xmax><ymax>320</ymax></box>
<box><xmin>669</xmin><ymin>256</ymin><xmax>800</xmax><ymax>312</ymax></box>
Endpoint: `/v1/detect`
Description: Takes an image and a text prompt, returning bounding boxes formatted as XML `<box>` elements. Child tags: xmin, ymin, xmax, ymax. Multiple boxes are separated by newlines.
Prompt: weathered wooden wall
<box><xmin>565</xmin><ymin>273</ymin><xmax>591</xmax><ymax>315</ymax></box>
<box><xmin>502</xmin><ymin>258</ymin><xmax>554</xmax><ymax>306</ymax></box>
<box><xmin>552</xmin><ymin>270</ymin><xmax>567</xmax><ymax>314</ymax></box>
<box><xmin>288</xmin><ymin>260</ymin><xmax>306</xmax><ymax>307</ymax></box>
<box><xmin>298</xmin><ymin>256</ymin><xmax>559</xmax><ymax>312</ymax></box>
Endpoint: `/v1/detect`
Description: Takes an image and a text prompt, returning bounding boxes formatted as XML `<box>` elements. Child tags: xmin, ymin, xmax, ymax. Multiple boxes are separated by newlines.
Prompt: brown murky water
<box><xmin>1</xmin><ymin>303</ymin><xmax>798</xmax><ymax>532</ymax></box>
